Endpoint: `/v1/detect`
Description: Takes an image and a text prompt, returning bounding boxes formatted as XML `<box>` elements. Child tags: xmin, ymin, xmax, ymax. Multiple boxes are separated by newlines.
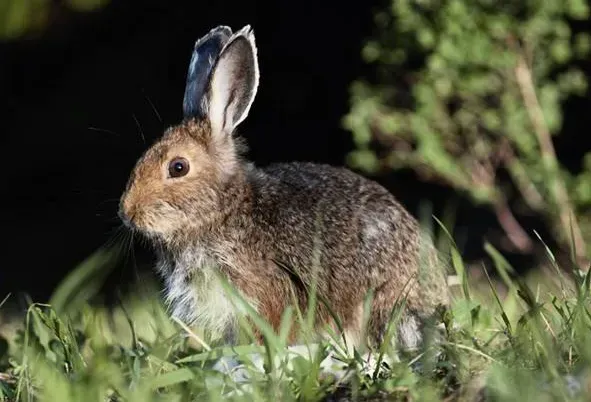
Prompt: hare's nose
<box><xmin>118</xmin><ymin>206</ymin><xmax>131</xmax><ymax>226</ymax></box>
<box><xmin>119</xmin><ymin>197</ymin><xmax>137</xmax><ymax>227</ymax></box>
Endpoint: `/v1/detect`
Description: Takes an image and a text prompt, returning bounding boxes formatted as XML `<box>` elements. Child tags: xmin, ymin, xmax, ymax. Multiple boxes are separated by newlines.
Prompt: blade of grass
<box><xmin>434</xmin><ymin>216</ymin><xmax>470</xmax><ymax>300</ymax></box>
<box><xmin>484</xmin><ymin>242</ymin><xmax>517</xmax><ymax>295</ymax></box>
<box><xmin>49</xmin><ymin>246</ymin><xmax>120</xmax><ymax>315</ymax></box>
<box><xmin>482</xmin><ymin>264</ymin><xmax>513</xmax><ymax>338</ymax></box>
<box><xmin>149</xmin><ymin>367</ymin><xmax>195</xmax><ymax>390</ymax></box>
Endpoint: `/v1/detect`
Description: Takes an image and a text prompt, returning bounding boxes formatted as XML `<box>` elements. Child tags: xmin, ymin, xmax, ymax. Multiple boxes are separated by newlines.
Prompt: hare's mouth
<box><xmin>118</xmin><ymin>204</ymin><xmax>139</xmax><ymax>228</ymax></box>
<box><xmin>120</xmin><ymin>204</ymin><xmax>184</xmax><ymax>242</ymax></box>
<box><xmin>118</xmin><ymin>205</ymin><xmax>154</xmax><ymax>235</ymax></box>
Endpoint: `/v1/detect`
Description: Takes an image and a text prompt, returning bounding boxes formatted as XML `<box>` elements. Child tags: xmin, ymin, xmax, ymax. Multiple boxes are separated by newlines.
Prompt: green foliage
<box><xmin>345</xmin><ymin>0</ymin><xmax>591</xmax><ymax>259</ymax></box>
<box><xmin>2</xmin><ymin>236</ymin><xmax>591</xmax><ymax>401</ymax></box>
<box><xmin>0</xmin><ymin>0</ymin><xmax>110</xmax><ymax>40</ymax></box>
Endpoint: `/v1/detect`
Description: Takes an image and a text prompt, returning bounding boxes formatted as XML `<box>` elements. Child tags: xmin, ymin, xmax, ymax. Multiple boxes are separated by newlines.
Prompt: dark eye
<box><xmin>168</xmin><ymin>157</ymin><xmax>190</xmax><ymax>178</ymax></box>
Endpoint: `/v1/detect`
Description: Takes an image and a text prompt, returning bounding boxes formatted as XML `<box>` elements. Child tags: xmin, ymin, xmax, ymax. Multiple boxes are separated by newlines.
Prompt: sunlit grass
<box><xmin>2</xmin><ymin>235</ymin><xmax>591</xmax><ymax>401</ymax></box>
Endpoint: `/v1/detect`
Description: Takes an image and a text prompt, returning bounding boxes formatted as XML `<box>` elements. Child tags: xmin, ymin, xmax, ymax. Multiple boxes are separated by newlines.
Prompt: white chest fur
<box><xmin>156</xmin><ymin>249</ymin><xmax>242</xmax><ymax>342</ymax></box>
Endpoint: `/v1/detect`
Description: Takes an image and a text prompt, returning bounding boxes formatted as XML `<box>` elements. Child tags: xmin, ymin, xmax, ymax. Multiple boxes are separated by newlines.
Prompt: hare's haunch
<box><xmin>119</xmin><ymin>25</ymin><xmax>449</xmax><ymax>350</ymax></box>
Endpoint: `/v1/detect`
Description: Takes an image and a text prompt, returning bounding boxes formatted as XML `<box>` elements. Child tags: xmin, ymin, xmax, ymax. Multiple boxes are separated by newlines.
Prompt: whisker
<box><xmin>103</xmin><ymin>225</ymin><xmax>126</xmax><ymax>250</ymax></box>
<box><xmin>88</xmin><ymin>126</ymin><xmax>119</xmax><ymax>136</ymax></box>
<box><xmin>132</xmin><ymin>114</ymin><xmax>146</xmax><ymax>144</ymax></box>
<box><xmin>130</xmin><ymin>232</ymin><xmax>141</xmax><ymax>283</ymax></box>
<box><xmin>142</xmin><ymin>89</ymin><xmax>163</xmax><ymax>123</ymax></box>
<box><xmin>98</xmin><ymin>198</ymin><xmax>122</xmax><ymax>205</ymax></box>
<box><xmin>121</xmin><ymin>230</ymin><xmax>133</xmax><ymax>272</ymax></box>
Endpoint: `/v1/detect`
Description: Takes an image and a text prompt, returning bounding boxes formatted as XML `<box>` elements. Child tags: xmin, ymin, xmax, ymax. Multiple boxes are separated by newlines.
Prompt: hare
<box><xmin>119</xmin><ymin>25</ymin><xmax>450</xmax><ymax>352</ymax></box>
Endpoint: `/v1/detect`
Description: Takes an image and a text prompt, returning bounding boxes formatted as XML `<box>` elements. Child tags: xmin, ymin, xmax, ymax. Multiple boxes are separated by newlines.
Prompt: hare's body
<box><xmin>119</xmin><ymin>25</ymin><xmax>449</xmax><ymax>352</ymax></box>
<box><xmin>150</xmin><ymin>126</ymin><xmax>448</xmax><ymax>347</ymax></box>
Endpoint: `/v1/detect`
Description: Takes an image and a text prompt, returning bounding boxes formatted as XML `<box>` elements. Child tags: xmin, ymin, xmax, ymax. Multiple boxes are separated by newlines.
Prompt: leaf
<box><xmin>175</xmin><ymin>345</ymin><xmax>264</xmax><ymax>364</ymax></box>
<box><xmin>149</xmin><ymin>368</ymin><xmax>195</xmax><ymax>390</ymax></box>
<box><xmin>49</xmin><ymin>246</ymin><xmax>120</xmax><ymax>315</ymax></box>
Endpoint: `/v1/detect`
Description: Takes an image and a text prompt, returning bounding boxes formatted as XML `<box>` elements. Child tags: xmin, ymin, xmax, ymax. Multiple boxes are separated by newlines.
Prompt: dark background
<box><xmin>1</xmin><ymin>0</ymin><xmax>591</xmax><ymax>307</ymax></box>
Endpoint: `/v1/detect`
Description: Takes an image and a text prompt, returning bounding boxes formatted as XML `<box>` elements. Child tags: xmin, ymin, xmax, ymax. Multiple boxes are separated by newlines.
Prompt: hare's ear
<box><xmin>207</xmin><ymin>25</ymin><xmax>259</xmax><ymax>135</ymax></box>
<box><xmin>183</xmin><ymin>25</ymin><xmax>233</xmax><ymax>119</ymax></box>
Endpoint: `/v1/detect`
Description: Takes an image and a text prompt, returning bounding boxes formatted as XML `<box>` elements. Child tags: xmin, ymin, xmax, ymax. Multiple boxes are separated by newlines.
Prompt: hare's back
<box><xmin>252</xmin><ymin>162</ymin><xmax>448</xmax><ymax>312</ymax></box>
<box><xmin>259</xmin><ymin>162</ymin><xmax>412</xmax><ymax>219</ymax></box>
<box><xmin>254</xmin><ymin>161</ymin><xmax>421</xmax><ymax>265</ymax></box>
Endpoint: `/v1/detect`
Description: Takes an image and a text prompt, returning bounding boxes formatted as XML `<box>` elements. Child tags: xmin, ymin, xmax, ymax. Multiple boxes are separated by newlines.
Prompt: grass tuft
<box><xmin>2</xmin><ymin>235</ymin><xmax>591</xmax><ymax>401</ymax></box>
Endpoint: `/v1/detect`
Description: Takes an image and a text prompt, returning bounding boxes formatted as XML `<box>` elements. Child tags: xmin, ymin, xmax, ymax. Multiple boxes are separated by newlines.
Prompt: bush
<box><xmin>345</xmin><ymin>0</ymin><xmax>591</xmax><ymax>265</ymax></box>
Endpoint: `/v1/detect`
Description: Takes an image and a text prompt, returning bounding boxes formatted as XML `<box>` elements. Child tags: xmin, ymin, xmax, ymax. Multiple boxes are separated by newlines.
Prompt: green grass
<box><xmin>2</xmin><ymin>239</ymin><xmax>591</xmax><ymax>402</ymax></box>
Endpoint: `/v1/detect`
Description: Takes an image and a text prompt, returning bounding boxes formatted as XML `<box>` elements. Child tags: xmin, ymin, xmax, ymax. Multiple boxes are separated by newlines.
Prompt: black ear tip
<box><xmin>183</xmin><ymin>25</ymin><xmax>235</xmax><ymax>119</ymax></box>
<box><xmin>193</xmin><ymin>25</ymin><xmax>233</xmax><ymax>50</ymax></box>
<box><xmin>211</xmin><ymin>25</ymin><xmax>233</xmax><ymax>39</ymax></box>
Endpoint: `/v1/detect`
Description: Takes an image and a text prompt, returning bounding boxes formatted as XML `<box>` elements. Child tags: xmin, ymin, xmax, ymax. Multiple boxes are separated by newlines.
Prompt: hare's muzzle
<box><xmin>118</xmin><ymin>193</ymin><xmax>138</xmax><ymax>229</ymax></box>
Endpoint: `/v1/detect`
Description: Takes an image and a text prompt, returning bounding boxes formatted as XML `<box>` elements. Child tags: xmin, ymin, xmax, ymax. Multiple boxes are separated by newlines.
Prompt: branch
<box><xmin>385</xmin><ymin>152</ymin><xmax>535</xmax><ymax>253</ymax></box>
<box><xmin>492</xmin><ymin>196</ymin><xmax>534</xmax><ymax>253</ymax></box>
<box><xmin>513</xmin><ymin>49</ymin><xmax>588</xmax><ymax>267</ymax></box>
<box><xmin>502</xmin><ymin>146</ymin><xmax>545</xmax><ymax>211</ymax></box>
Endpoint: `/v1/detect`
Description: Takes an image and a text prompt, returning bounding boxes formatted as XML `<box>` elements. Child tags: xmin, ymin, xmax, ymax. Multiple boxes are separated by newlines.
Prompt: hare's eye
<box><xmin>168</xmin><ymin>157</ymin><xmax>190</xmax><ymax>178</ymax></box>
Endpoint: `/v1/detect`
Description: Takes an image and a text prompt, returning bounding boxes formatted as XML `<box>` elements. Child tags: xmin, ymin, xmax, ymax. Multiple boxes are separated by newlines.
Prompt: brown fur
<box><xmin>119</xmin><ymin>25</ymin><xmax>450</xmax><ymax>351</ymax></box>
<box><xmin>120</xmin><ymin>120</ymin><xmax>449</xmax><ymax>349</ymax></box>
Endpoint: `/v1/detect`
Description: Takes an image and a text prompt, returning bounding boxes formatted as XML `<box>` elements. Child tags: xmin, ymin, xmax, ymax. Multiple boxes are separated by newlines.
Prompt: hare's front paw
<box><xmin>211</xmin><ymin>355</ymin><xmax>251</xmax><ymax>383</ymax></box>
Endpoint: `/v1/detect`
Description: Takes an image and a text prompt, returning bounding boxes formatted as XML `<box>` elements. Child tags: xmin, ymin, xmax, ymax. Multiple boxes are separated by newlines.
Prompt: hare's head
<box><xmin>119</xmin><ymin>25</ymin><xmax>259</xmax><ymax>241</ymax></box>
